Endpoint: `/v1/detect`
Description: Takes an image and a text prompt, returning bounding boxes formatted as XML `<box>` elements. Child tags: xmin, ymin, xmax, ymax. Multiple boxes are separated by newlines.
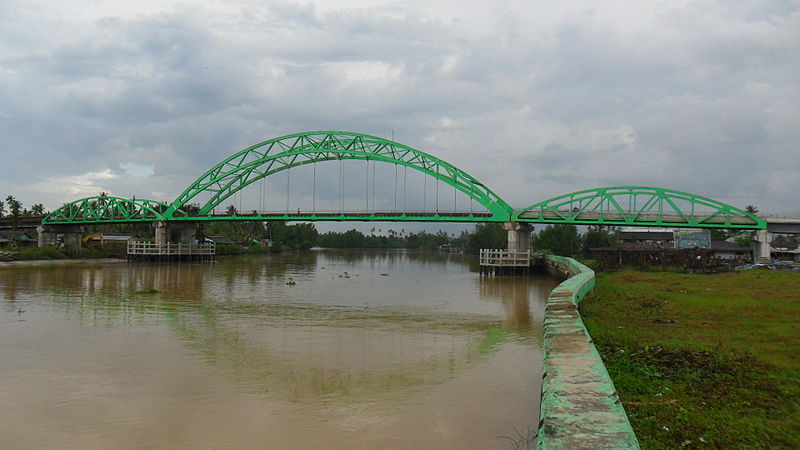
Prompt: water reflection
<box><xmin>0</xmin><ymin>250</ymin><xmax>557</xmax><ymax>449</ymax></box>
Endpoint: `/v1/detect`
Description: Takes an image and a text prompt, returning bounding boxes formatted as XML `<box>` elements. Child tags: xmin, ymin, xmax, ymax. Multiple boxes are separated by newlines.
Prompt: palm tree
<box><xmin>745</xmin><ymin>205</ymin><xmax>759</xmax><ymax>215</ymax></box>
<box><xmin>29</xmin><ymin>203</ymin><xmax>45</xmax><ymax>216</ymax></box>
<box><xmin>5</xmin><ymin>196</ymin><xmax>22</xmax><ymax>245</ymax></box>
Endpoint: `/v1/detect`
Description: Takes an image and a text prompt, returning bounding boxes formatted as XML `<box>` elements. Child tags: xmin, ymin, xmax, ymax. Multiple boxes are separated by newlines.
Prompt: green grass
<box><xmin>0</xmin><ymin>246</ymin><xmax>119</xmax><ymax>261</ymax></box>
<box><xmin>11</xmin><ymin>247</ymin><xmax>67</xmax><ymax>260</ymax></box>
<box><xmin>581</xmin><ymin>270</ymin><xmax>800</xmax><ymax>449</ymax></box>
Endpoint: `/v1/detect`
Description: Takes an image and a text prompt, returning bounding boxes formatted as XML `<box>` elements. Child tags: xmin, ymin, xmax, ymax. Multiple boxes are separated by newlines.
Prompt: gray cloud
<box><xmin>0</xmin><ymin>0</ymin><xmax>798</xmax><ymax>221</ymax></box>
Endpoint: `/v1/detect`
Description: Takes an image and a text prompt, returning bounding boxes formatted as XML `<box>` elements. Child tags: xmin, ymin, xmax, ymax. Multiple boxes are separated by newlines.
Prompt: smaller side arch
<box><xmin>513</xmin><ymin>186</ymin><xmax>766</xmax><ymax>229</ymax></box>
<box><xmin>42</xmin><ymin>196</ymin><xmax>183</xmax><ymax>225</ymax></box>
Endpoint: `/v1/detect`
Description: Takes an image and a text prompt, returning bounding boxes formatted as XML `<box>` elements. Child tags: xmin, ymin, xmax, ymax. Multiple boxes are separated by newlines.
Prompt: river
<box><xmin>0</xmin><ymin>249</ymin><xmax>557</xmax><ymax>449</ymax></box>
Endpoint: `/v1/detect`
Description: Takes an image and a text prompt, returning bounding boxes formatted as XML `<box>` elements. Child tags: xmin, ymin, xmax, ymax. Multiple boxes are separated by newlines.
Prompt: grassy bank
<box><xmin>581</xmin><ymin>270</ymin><xmax>800</xmax><ymax>449</ymax></box>
<box><xmin>0</xmin><ymin>247</ymin><xmax>119</xmax><ymax>261</ymax></box>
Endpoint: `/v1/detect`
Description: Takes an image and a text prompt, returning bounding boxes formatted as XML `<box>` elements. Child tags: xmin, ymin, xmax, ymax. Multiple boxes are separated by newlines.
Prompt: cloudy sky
<box><xmin>1</xmin><ymin>0</ymin><xmax>798</xmax><ymax>225</ymax></box>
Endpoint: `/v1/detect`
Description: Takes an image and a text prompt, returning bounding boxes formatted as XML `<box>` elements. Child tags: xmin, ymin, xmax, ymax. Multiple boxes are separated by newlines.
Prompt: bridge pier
<box><xmin>153</xmin><ymin>221</ymin><xmax>199</xmax><ymax>246</ymax></box>
<box><xmin>504</xmin><ymin>222</ymin><xmax>533</xmax><ymax>252</ymax></box>
<box><xmin>752</xmin><ymin>229</ymin><xmax>771</xmax><ymax>263</ymax></box>
<box><xmin>37</xmin><ymin>225</ymin><xmax>83</xmax><ymax>248</ymax></box>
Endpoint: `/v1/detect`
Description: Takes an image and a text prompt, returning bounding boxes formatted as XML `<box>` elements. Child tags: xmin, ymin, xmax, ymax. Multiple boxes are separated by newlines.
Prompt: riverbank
<box><xmin>0</xmin><ymin>247</ymin><xmax>119</xmax><ymax>262</ymax></box>
<box><xmin>580</xmin><ymin>270</ymin><xmax>800</xmax><ymax>448</ymax></box>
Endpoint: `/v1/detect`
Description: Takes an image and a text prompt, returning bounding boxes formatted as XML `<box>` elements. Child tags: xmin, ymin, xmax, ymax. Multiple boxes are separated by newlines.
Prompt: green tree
<box><xmin>0</xmin><ymin>200</ymin><xmax>4</xmax><ymax>217</ymax></box>
<box><xmin>283</xmin><ymin>223</ymin><xmax>318</xmax><ymax>249</ymax></box>
<box><xmin>464</xmin><ymin>223</ymin><xmax>506</xmax><ymax>254</ymax></box>
<box><xmin>25</xmin><ymin>203</ymin><xmax>46</xmax><ymax>216</ymax></box>
<box><xmin>5</xmin><ymin>195</ymin><xmax>22</xmax><ymax>246</ymax></box>
<box><xmin>533</xmin><ymin>224</ymin><xmax>581</xmax><ymax>256</ymax></box>
<box><xmin>582</xmin><ymin>228</ymin><xmax>616</xmax><ymax>256</ymax></box>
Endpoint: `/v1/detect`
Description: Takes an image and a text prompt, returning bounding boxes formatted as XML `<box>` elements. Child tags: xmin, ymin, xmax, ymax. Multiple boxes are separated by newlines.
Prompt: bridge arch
<box><xmin>42</xmin><ymin>196</ymin><xmax>185</xmax><ymax>225</ymax></box>
<box><xmin>165</xmin><ymin>131</ymin><xmax>513</xmax><ymax>221</ymax></box>
<box><xmin>512</xmin><ymin>186</ymin><xmax>765</xmax><ymax>229</ymax></box>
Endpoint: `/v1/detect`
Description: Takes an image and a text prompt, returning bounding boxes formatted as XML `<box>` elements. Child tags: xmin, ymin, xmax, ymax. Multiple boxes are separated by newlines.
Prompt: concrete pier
<box><xmin>152</xmin><ymin>221</ymin><xmax>198</xmax><ymax>246</ymax></box>
<box><xmin>752</xmin><ymin>229</ymin><xmax>771</xmax><ymax>262</ymax></box>
<box><xmin>37</xmin><ymin>225</ymin><xmax>83</xmax><ymax>248</ymax></box>
<box><xmin>504</xmin><ymin>222</ymin><xmax>533</xmax><ymax>252</ymax></box>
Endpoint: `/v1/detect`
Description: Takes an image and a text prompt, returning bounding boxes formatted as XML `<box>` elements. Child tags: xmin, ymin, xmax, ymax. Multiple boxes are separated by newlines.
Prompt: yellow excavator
<box><xmin>81</xmin><ymin>234</ymin><xmax>105</xmax><ymax>247</ymax></box>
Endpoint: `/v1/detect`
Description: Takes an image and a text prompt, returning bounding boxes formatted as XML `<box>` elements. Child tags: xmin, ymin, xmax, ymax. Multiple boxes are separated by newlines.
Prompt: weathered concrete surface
<box><xmin>538</xmin><ymin>255</ymin><xmax>639</xmax><ymax>450</ymax></box>
<box><xmin>37</xmin><ymin>224</ymin><xmax>83</xmax><ymax>248</ymax></box>
<box><xmin>504</xmin><ymin>222</ymin><xmax>533</xmax><ymax>252</ymax></box>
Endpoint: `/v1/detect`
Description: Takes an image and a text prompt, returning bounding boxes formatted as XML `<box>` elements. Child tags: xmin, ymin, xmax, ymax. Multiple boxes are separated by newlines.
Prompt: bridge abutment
<box><xmin>504</xmin><ymin>222</ymin><xmax>533</xmax><ymax>252</ymax></box>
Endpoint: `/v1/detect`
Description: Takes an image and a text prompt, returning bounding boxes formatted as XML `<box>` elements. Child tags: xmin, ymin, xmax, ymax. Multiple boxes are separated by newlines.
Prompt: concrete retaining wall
<box><xmin>537</xmin><ymin>255</ymin><xmax>639</xmax><ymax>449</ymax></box>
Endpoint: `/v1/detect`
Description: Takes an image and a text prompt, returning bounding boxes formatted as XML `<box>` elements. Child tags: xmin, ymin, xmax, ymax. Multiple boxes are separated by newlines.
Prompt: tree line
<box><xmin>0</xmin><ymin>196</ymin><xmax>47</xmax><ymax>219</ymax></box>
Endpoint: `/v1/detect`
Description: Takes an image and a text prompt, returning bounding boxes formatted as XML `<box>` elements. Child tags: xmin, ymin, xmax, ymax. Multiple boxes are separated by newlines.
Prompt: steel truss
<box><xmin>513</xmin><ymin>186</ymin><xmax>765</xmax><ymax>229</ymax></box>
<box><xmin>42</xmin><ymin>196</ymin><xmax>182</xmax><ymax>224</ymax></box>
<box><xmin>165</xmin><ymin>131</ymin><xmax>513</xmax><ymax>222</ymax></box>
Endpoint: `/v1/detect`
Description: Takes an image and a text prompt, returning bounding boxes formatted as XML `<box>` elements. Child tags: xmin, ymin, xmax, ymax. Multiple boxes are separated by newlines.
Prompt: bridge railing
<box><xmin>519</xmin><ymin>209</ymin><xmax>759</xmax><ymax>224</ymax></box>
<box><xmin>127</xmin><ymin>241</ymin><xmax>215</xmax><ymax>255</ymax></box>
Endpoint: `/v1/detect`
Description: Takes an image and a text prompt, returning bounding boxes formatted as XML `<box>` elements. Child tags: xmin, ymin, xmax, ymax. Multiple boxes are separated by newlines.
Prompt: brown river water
<box><xmin>0</xmin><ymin>249</ymin><xmax>557</xmax><ymax>449</ymax></box>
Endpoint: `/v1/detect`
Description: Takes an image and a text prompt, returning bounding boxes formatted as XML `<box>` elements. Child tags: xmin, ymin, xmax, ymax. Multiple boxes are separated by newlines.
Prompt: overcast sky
<box><xmin>1</xmin><ymin>0</ymin><xmax>798</xmax><ymax>228</ymax></box>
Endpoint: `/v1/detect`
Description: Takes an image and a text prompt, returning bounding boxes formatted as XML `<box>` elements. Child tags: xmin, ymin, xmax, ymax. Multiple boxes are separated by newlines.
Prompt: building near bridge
<box><xmin>0</xmin><ymin>231</ymin><xmax>37</xmax><ymax>248</ymax></box>
<box><xmin>771</xmin><ymin>246</ymin><xmax>800</xmax><ymax>262</ymax></box>
<box><xmin>598</xmin><ymin>227</ymin><xmax>754</xmax><ymax>264</ymax></box>
<box><xmin>205</xmin><ymin>235</ymin><xmax>236</xmax><ymax>245</ymax></box>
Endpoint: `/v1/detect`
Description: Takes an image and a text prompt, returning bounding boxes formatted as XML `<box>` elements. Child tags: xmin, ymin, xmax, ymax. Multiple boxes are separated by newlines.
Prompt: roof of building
<box><xmin>618</xmin><ymin>231</ymin><xmax>674</xmax><ymax>241</ymax></box>
<box><xmin>88</xmin><ymin>234</ymin><xmax>138</xmax><ymax>241</ymax></box>
<box><xmin>710</xmin><ymin>241</ymin><xmax>751</xmax><ymax>252</ymax></box>
<box><xmin>772</xmin><ymin>246</ymin><xmax>800</xmax><ymax>254</ymax></box>
<box><xmin>0</xmin><ymin>231</ymin><xmax>35</xmax><ymax>241</ymax></box>
<box><xmin>206</xmin><ymin>235</ymin><xmax>236</xmax><ymax>244</ymax></box>
<box><xmin>619</xmin><ymin>227</ymin><xmax>674</xmax><ymax>233</ymax></box>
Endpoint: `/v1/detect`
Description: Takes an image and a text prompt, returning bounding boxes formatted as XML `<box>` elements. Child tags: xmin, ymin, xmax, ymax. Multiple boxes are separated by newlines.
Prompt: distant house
<box><xmin>710</xmin><ymin>240</ymin><xmax>752</xmax><ymax>261</ymax></box>
<box><xmin>0</xmin><ymin>231</ymin><xmax>37</xmax><ymax>248</ymax></box>
<box><xmin>618</xmin><ymin>227</ymin><xmax>674</xmax><ymax>245</ymax></box>
<box><xmin>85</xmin><ymin>233</ymin><xmax>139</xmax><ymax>244</ymax></box>
<box><xmin>772</xmin><ymin>246</ymin><xmax>800</xmax><ymax>262</ymax></box>
<box><xmin>590</xmin><ymin>236</ymin><xmax>753</xmax><ymax>265</ymax></box>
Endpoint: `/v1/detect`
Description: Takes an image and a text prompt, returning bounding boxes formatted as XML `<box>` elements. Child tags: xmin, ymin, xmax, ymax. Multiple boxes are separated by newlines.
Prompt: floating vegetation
<box><xmin>286</xmin><ymin>277</ymin><xmax>296</xmax><ymax>286</ymax></box>
<box><xmin>379</xmin><ymin>273</ymin><xmax>389</xmax><ymax>276</ymax></box>
<box><xmin>135</xmin><ymin>289</ymin><xmax>161</xmax><ymax>295</ymax></box>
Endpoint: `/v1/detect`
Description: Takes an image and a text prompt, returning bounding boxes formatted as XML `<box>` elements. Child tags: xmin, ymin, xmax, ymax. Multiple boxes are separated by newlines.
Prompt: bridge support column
<box><xmin>752</xmin><ymin>229</ymin><xmax>771</xmax><ymax>263</ymax></box>
<box><xmin>504</xmin><ymin>222</ymin><xmax>533</xmax><ymax>252</ymax></box>
<box><xmin>37</xmin><ymin>225</ymin><xmax>58</xmax><ymax>247</ymax></box>
<box><xmin>37</xmin><ymin>225</ymin><xmax>83</xmax><ymax>248</ymax></box>
<box><xmin>153</xmin><ymin>221</ymin><xmax>198</xmax><ymax>245</ymax></box>
<box><xmin>153</xmin><ymin>222</ymin><xmax>170</xmax><ymax>246</ymax></box>
<box><xmin>177</xmin><ymin>222</ymin><xmax>198</xmax><ymax>244</ymax></box>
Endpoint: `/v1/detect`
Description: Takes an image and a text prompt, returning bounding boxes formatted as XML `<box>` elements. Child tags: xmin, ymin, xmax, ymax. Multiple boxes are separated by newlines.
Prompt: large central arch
<box><xmin>165</xmin><ymin>131</ymin><xmax>513</xmax><ymax>221</ymax></box>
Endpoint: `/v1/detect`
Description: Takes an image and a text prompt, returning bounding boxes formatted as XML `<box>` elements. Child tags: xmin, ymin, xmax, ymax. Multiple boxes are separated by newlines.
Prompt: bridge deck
<box><xmin>518</xmin><ymin>210</ymin><xmax>761</xmax><ymax>227</ymax></box>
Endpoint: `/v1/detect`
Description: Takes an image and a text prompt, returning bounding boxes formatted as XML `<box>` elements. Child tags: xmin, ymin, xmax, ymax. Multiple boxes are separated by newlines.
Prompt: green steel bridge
<box><xmin>41</xmin><ymin>131</ymin><xmax>766</xmax><ymax>230</ymax></box>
